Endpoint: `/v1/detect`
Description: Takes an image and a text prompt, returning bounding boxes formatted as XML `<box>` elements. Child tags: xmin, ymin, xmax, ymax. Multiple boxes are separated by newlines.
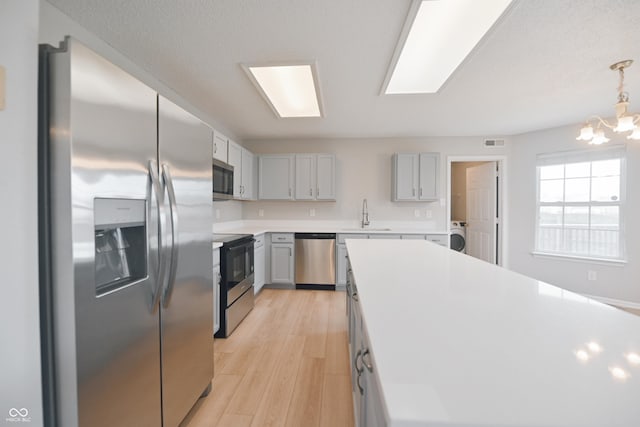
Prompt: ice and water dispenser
<box><xmin>94</xmin><ymin>198</ymin><xmax>147</xmax><ymax>295</ymax></box>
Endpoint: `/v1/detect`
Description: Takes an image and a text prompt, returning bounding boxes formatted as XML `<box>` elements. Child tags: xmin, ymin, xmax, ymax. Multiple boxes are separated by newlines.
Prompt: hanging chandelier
<box><xmin>576</xmin><ymin>59</ymin><xmax>640</xmax><ymax>145</ymax></box>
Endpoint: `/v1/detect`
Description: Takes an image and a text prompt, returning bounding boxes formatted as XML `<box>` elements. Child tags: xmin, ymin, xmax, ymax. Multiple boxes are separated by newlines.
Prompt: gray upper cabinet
<box><xmin>227</xmin><ymin>139</ymin><xmax>242</xmax><ymax>198</ymax></box>
<box><xmin>259</xmin><ymin>154</ymin><xmax>295</xmax><ymax>200</ymax></box>
<box><xmin>316</xmin><ymin>154</ymin><xmax>336</xmax><ymax>200</ymax></box>
<box><xmin>295</xmin><ymin>154</ymin><xmax>315</xmax><ymax>200</ymax></box>
<box><xmin>418</xmin><ymin>153</ymin><xmax>438</xmax><ymax>200</ymax></box>
<box><xmin>240</xmin><ymin>147</ymin><xmax>254</xmax><ymax>200</ymax></box>
<box><xmin>260</xmin><ymin>153</ymin><xmax>334</xmax><ymax>201</ymax></box>
<box><xmin>392</xmin><ymin>152</ymin><xmax>439</xmax><ymax>201</ymax></box>
<box><xmin>294</xmin><ymin>153</ymin><xmax>336</xmax><ymax>201</ymax></box>
<box><xmin>212</xmin><ymin>130</ymin><xmax>228</xmax><ymax>163</ymax></box>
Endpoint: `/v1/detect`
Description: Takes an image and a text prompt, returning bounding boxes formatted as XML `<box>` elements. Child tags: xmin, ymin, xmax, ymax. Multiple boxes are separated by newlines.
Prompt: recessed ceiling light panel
<box><xmin>243</xmin><ymin>63</ymin><xmax>323</xmax><ymax>118</ymax></box>
<box><xmin>384</xmin><ymin>0</ymin><xmax>513</xmax><ymax>95</ymax></box>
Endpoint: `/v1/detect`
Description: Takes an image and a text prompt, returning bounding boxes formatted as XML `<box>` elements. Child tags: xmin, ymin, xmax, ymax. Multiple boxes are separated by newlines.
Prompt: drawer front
<box><xmin>271</xmin><ymin>233</ymin><xmax>294</xmax><ymax>243</ymax></box>
<box><xmin>401</xmin><ymin>234</ymin><xmax>426</xmax><ymax>240</ymax></box>
<box><xmin>254</xmin><ymin>233</ymin><xmax>265</xmax><ymax>248</ymax></box>
<box><xmin>426</xmin><ymin>234</ymin><xmax>449</xmax><ymax>246</ymax></box>
<box><xmin>368</xmin><ymin>234</ymin><xmax>402</xmax><ymax>239</ymax></box>
<box><xmin>338</xmin><ymin>233</ymin><xmax>368</xmax><ymax>244</ymax></box>
<box><xmin>213</xmin><ymin>248</ymin><xmax>220</xmax><ymax>267</ymax></box>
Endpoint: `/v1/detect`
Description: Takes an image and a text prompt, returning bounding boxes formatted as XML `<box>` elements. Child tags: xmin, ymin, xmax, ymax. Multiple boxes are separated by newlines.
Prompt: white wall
<box><xmin>0</xmin><ymin>0</ymin><xmax>44</xmax><ymax>425</ymax></box>
<box><xmin>39</xmin><ymin>1</ymin><xmax>239</xmax><ymax>141</ymax></box>
<box><xmin>244</xmin><ymin>137</ymin><xmax>510</xmax><ymax>230</ymax></box>
<box><xmin>509</xmin><ymin>124</ymin><xmax>640</xmax><ymax>304</ymax></box>
<box><xmin>213</xmin><ymin>200</ymin><xmax>243</xmax><ymax>223</ymax></box>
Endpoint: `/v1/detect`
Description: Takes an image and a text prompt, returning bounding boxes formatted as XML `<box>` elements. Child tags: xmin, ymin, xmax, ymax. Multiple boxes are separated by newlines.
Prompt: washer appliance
<box><xmin>450</xmin><ymin>221</ymin><xmax>466</xmax><ymax>253</ymax></box>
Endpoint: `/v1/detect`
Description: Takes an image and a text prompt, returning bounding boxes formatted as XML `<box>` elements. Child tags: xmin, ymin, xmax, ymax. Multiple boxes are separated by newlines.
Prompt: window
<box><xmin>535</xmin><ymin>146</ymin><xmax>625</xmax><ymax>260</ymax></box>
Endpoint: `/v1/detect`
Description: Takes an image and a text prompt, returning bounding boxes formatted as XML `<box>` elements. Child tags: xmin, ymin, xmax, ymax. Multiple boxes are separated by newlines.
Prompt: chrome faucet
<box><xmin>361</xmin><ymin>198</ymin><xmax>370</xmax><ymax>228</ymax></box>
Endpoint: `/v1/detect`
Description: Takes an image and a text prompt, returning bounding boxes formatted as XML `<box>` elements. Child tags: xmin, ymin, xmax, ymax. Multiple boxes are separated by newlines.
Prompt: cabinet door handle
<box><xmin>412</xmin><ymin>188</ymin><xmax>416</xmax><ymax>197</ymax></box>
<box><xmin>309</xmin><ymin>188</ymin><xmax>312</xmax><ymax>196</ymax></box>
<box><xmin>356</xmin><ymin>370</ymin><xmax>364</xmax><ymax>396</ymax></box>
<box><xmin>289</xmin><ymin>188</ymin><xmax>292</xmax><ymax>197</ymax></box>
<box><xmin>214</xmin><ymin>143</ymin><xmax>217</xmax><ymax>153</ymax></box>
<box><xmin>420</xmin><ymin>187</ymin><xmax>423</xmax><ymax>197</ymax></box>
<box><xmin>362</xmin><ymin>348</ymin><xmax>373</xmax><ymax>372</ymax></box>
<box><xmin>316</xmin><ymin>187</ymin><xmax>319</xmax><ymax>197</ymax></box>
<box><xmin>354</xmin><ymin>349</ymin><xmax>364</xmax><ymax>395</ymax></box>
<box><xmin>352</xmin><ymin>292</ymin><xmax>359</xmax><ymax>302</ymax></box>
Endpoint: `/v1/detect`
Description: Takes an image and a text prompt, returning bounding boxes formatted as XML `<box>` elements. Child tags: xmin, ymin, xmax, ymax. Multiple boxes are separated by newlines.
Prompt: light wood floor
<box><xmin>181</xmin><ymin>289</ymin><xmax>354</xmax><ymax>427</ymax></box>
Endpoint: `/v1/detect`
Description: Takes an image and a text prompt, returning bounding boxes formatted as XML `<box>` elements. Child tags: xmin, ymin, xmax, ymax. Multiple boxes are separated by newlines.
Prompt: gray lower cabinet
<box><xmin>368</xmin><ymin>234</ymin><xmax>401</xmax><ymax>239</ymax></box>
<box><xmin>348</xmin><ymin>267</ymin><xmax>387</xmax><ymax>427</ymax></box>
<box><xmin>337</xmin><ymin>244</ymin><xmax>348</xmax><ymax>286</ymax></box>
<box><xmin>401</xmin><ymin>234</ymin><xmax>426</xmax><ymax>240</ymax></box>
<box><xmin>337</xmin><ymin>234</ymin><xmax>368</xmax><ymax>286</ymax></box>
<box><xmin>426</xmin><ymin>234</ymin><xmax>449</xmax><ymax>247</ymax></box>
<box><xmin>361</xmin><ymin>328</ymin><xmax>385</xmax><ymax>427</ymax></box>
<box><xmin>213</xmin><ymin>248</ymin><xmax>221</xmax><ymax>335</ymax></box>
<box><xmin>270</xmin><ymin>242</ymin><xmax>294</xmax><ymax>284</ymax></box>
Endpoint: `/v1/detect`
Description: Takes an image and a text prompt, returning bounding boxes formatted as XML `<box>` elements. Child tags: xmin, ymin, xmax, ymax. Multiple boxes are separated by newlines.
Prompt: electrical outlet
<box><xmin>258</xmin><ymin>209</ymin><xmax>264</xmax><ymax>217</ymax></box>
<box><xmin>310</xmin><ymin>208</ymin><xmax>316</xmax><ymax>217</ymax></box>
<box><xmin>425</xmin><ymin>210</ymin><xmax>433</xmax><ymax>219</ymax></box>
<box><xmin>414</xmin><ymin>209</ymin><xmax>421</xmax><ymax>218</ymax></box>
<box><xmin>440</xmin><ymin>198</ymin><xmax>446</xmax><ymax>207</ymax></box>
<box><xmin>588</xmin><ymin>270</ymin><xmax>597</xmax><ymax>281</ymax></box>
<box><xmin>215</xmin><ymin>209</ymin><xmax>221</xmax><ymax>220</ymax></box>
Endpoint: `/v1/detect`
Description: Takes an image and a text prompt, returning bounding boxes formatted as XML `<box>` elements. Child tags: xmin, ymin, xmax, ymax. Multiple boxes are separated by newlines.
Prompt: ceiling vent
<box><xmin>484</xmin><ymin>139</ymin><xmax>505</xmax><ymax>148</ymax></box>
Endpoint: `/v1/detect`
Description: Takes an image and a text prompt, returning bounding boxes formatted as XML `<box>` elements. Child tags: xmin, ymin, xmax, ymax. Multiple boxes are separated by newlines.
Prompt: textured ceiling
<box><xmin>46</xmin><ymin>0</ymin><xmax>640</xmax><ymax>140</ymax></box>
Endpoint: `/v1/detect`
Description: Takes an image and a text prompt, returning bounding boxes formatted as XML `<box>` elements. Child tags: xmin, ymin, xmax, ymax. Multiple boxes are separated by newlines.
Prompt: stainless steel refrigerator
<box><xmin>38</xmin><ymin>37</ymin><xmax>213</xmax><ymax>427</ymax></box>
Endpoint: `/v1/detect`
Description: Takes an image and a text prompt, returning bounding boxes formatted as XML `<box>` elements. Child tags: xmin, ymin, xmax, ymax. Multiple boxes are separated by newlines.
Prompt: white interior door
<box><xmin>466</xmin><ymin>162</ymin><xmax>497</xmax><ymax>264</ymax></box>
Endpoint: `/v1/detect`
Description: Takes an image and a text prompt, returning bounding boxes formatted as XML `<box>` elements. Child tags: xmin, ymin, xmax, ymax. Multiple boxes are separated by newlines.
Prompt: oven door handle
<box><xmin>161</xmin><ymin>163</ymin><xmax>179</xmax><ymax>308</ymax></box>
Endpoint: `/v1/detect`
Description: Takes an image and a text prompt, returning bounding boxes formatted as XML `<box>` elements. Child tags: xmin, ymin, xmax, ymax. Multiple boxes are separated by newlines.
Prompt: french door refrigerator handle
<box><xmin>161</xmin><ymin>163</ymin><xmax>180</xmax><ymax>308</ymax></box>
<box><xmin>149</xmin><ymin>160</ymin><xmax>167</xmax><ymax>310</ymax></box>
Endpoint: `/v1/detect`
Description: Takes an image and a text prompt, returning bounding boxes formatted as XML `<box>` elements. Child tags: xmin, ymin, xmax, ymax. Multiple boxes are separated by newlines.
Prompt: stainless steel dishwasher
<box><xmin>295</xmin><ymin>233</ymin><xmax>336</xmax><ymax>290</ymax></box>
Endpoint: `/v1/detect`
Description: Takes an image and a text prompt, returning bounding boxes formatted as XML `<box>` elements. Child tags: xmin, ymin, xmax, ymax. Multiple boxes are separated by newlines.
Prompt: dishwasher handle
<box><xmin>294</xmin><ymin>233</ymin><xmax>336</xmax><ymax>239</ymax></box>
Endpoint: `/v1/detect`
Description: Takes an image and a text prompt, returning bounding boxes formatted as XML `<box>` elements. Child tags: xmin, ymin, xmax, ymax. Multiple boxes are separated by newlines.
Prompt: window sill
<box><xmin>531</xmin><ymin>251</ymin><xmax>627</xmax><ymax>266</ymax></box>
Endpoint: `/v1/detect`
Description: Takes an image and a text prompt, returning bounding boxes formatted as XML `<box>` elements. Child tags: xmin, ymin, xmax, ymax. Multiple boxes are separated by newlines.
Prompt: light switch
<box><xmin>215</xmin><ymin>209</ymin><xmax>221</xmax><ymax>219</ymax></box>
<box><xmin>0</xmin><ymin>66</ymin><xmax>5</xmax><ymax>110</ymax></box>
<box><xmin>258</xmin><ymin>209</ymin><xmax>264</xmax><ymax>217</ymax></box>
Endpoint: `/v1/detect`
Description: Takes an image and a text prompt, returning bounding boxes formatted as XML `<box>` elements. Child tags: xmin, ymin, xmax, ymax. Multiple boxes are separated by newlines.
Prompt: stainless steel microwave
<box><xmin>213</xmin><ymin>159</ymin><xmax>234</xmax><ymax>200</ymax></box>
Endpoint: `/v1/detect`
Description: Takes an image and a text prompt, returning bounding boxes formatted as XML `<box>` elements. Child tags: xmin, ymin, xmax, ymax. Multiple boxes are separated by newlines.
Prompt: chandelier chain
<box><xmin>618</xmin><ymin>66</ymin><xmax>629</xmax><ymax>103</ymax></box>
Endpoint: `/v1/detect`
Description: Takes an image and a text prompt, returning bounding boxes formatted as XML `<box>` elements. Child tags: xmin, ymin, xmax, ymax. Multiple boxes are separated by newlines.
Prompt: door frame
<box><xmin>447</xmin><ymin>155</ymin><xmax>508</xmax><ymax>268</ymax></box>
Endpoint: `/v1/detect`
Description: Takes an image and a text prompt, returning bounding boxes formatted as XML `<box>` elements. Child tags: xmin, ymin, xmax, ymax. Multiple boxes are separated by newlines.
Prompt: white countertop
<box><xmin>212</xmin><ymin>220</ymin><xmax>448</xmax><ymax>237</ymax></box>
<box><xmin>346</xmin><ymin>239</ymin><xmax>640</xmax><ymax>427</ymax></box>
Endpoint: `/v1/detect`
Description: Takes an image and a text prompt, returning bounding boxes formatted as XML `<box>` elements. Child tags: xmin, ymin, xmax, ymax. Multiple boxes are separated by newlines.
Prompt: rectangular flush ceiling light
<box><xmin>244</xmin><ymin>63</ymin><xmax>323</xmax><ymax>118</ymax></box>
<box><xmin>383</xmin><ymin>0</ymin><xmax>513</xmax><ymax>94</ymax></box>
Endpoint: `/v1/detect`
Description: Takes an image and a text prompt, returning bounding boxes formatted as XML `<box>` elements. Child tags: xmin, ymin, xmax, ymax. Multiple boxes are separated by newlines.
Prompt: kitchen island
<box><xmin>346</xmin><ymin>239</ymin><xmax>640</xmax><ymax>427</ymax></box>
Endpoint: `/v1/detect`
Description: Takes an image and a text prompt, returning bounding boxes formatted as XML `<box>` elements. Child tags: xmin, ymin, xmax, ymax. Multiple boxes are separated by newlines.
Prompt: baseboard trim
<box><xmin>583</xmin><ymin>294</ymin><xmax>640</xmax><ymax>310</ymax></box>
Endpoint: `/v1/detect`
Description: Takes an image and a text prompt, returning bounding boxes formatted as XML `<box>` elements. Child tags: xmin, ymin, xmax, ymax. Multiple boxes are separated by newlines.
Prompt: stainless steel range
<box><xmin>213</xmin><ymin>234</ymin><xmax>255</xmax><ymax>337</ymax></box>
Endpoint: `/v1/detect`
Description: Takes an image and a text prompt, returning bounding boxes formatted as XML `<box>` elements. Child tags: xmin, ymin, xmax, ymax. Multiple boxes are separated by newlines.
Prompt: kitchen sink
<box><xmin>341</xmin><ymin>228</ymin><xmax>392</xmax><ymax>231</ymax></box>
